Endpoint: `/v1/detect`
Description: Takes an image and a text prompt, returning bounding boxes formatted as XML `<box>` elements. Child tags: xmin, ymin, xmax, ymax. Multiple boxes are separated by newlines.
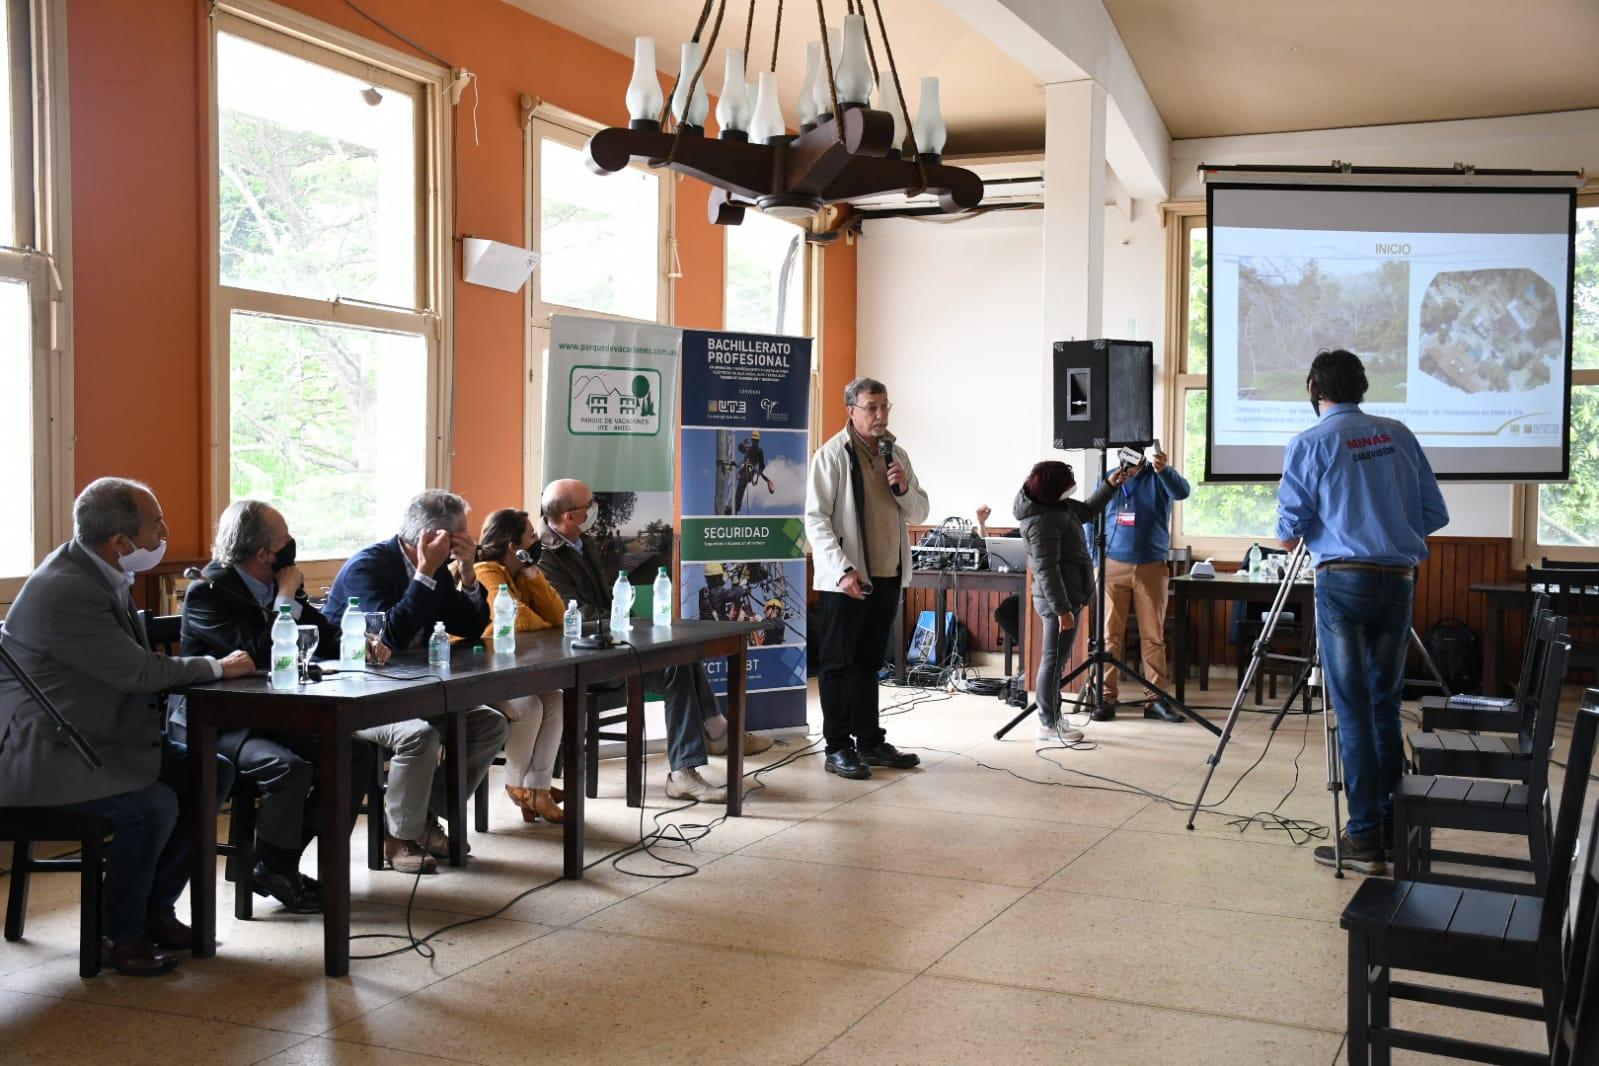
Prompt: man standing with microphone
<box><xmin>1277</xmin><ymin>349</ymin><xmax>1449</xmax><ymax>875</ymax></box>
<box><xmin>805</xmin><ymin>377</ymin><xmax>929</xmax><ymax>779</ymax></box>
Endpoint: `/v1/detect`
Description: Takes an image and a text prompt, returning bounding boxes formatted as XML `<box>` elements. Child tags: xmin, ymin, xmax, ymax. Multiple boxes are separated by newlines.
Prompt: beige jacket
<box><xmin>805</xmin><ymin>426</ymin><xmax>930</xmax><ymax>591</ymax></box>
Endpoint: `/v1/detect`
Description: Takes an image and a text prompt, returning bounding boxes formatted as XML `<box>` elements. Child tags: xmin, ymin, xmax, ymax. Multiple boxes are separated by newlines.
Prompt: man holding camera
<box><xmin>1090</xmin><ymin>444</ymin><xmax>1191</xmax><ymax>723</ymax></box>
<box><xmin>1277</xmin><ymin>349</ymin><xmax>1448</xmax><ymax>875</ymax></box>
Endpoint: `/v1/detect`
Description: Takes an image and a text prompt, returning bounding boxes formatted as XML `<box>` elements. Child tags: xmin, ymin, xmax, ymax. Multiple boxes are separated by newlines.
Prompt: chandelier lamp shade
<box><xmin>584</xmin><ymin>0</ymin><xmax>981</xmax><ymax>226</ymax></box>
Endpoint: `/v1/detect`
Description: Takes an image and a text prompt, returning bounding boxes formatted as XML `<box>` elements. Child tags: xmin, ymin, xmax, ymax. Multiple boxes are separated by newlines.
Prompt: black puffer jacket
<box><xmin>1014</xmin><ymin>482</ymin><xmax>1117</xmax><ymax>617</ymax></box>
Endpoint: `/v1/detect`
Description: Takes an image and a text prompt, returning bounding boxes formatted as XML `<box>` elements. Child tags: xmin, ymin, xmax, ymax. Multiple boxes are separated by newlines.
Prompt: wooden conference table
<box><xmin>892</xmin><ymin>568</ymin><xmax>1027</xmax><ymax>682</ymax></box>
<box><xmin>1171</xmin><ymin>571</ymin><xmax>1317</xmax><ymax>703</ymax></box>
<box><xmin>182</xmin><ymin>619</ymin><xmax>759</xmax><ymax>977</ymax></box>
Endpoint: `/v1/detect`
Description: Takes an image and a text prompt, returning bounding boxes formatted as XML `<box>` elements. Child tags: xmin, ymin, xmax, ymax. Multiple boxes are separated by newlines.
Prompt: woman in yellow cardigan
<box><xmin>475</xmin><ymin>508</ymin><xmax>567</xmax><ymax>824</ymax></box>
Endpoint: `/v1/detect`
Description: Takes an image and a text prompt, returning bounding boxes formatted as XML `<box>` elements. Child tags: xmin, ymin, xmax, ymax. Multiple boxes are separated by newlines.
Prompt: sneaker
<box><xmin>665</xmin><ymin>767</ymin><xmax>728</xmax><ymax>804</ymax></box>
<box><xmin>1313</xmin><ymin>829</ymin><xmax>1387</xmax><ymax>875</ymax></box>
<box><xmin>705</xmin><ymin>728</ymin><xmax>775</xmax><ymax>757</ymax></box>
<box><xmin>384</xmin><ymin>834</ymin><xmax>438</xmax><ymax>875</ymax></box>
<box><xmin>1037</xmin><ymin>722</ymin><xmax>1086</xmax><ymax>743</ymax></box>
<box><xmin>422</xmin><ymin>816</ymin><xmax>469</xmax><ymax>860</ymax></box>
<box><xmin>858</xmin><ymin>741</ymin><xmax>920</xmax><ymax>769</ymax></box>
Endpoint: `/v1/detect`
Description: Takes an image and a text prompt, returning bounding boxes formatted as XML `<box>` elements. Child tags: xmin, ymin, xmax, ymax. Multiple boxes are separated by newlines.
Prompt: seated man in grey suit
<box><xmin>0</xmin><ymin>478</ymin><xmax>254</xmax><ymax>976</ymax></box>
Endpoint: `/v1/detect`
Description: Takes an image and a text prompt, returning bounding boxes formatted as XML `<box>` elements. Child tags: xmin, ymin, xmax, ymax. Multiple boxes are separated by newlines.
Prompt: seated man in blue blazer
<box><xmin>0</xmin><ymin>478</ymin><xmax>254</xmax><ymax>976</ymax></box>
<box><xmin>174</xmin><ymin>499</ymin><xmax>379</xmax><ymax>911</ymax></box>
<box><xmin>325</xmin><ymin>490</ymin><xmax>507</xmax><ymax>875</ymax></box>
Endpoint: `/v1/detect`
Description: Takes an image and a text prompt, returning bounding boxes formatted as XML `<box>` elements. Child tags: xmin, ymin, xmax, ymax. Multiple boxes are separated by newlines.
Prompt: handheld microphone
<box><xmin>878</xmin><ymin>438</ymin><xmax>906</xmax><ymax>497</ymax></box>
<box><xmin>1117</xmin><ymin>446</ymin><xmax>1143</xmax><ymax>471</ymax></box>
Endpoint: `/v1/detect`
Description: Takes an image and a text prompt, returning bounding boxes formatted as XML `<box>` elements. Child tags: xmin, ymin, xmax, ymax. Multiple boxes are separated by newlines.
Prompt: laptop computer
<box><xmin>984</xmin><ymin>536</ymin><xmax>1028</xmax><ymax>573</ymax></box>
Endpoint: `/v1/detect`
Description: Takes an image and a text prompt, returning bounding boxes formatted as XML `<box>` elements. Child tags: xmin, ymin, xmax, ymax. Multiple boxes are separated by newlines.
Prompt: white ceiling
<box><xmin>507</xmin><ymin>0</ymin><xmax>1599</xmax><ymax>151</ymax></box>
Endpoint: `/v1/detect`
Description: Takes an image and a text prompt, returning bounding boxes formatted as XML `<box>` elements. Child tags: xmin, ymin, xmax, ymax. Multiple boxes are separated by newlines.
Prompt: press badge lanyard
<box><xmin>1116</xmin><ymin>479</ymin><xmax>1137</xmax><ymax>528</ymax></box>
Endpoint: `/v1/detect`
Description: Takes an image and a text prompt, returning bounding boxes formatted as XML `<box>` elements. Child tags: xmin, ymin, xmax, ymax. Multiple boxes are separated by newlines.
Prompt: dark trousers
<box><xmin>818</xmin><ymin>576</ymin><xmax>901</xmax><ymax>753</ymax></box>
<box><xmin>656</xmin><ymin>664</ymin><xmax>715</xmax><ymax>772</ymax></box>
<box><xmin>59</xmin><ymin>738</ymin><xmax>235</xmax><ymax>943</ymax></box>
<box><xmin>235</xmin><ymin>732</ymin><xmax>375</xmax><ymax>873</ymax></box>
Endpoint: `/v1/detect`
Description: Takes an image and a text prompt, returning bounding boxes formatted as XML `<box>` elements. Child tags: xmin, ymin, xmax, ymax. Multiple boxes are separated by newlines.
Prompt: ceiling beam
<box><xmin>936</xmin><ymin>0</ymin><xmax>1170</xmax><ymax>200</ymax></box>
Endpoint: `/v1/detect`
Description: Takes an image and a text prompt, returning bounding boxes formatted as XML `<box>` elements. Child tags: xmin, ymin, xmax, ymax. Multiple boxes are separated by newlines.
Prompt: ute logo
<box><xmin>709</xmin><ymin>400</ymin><xmax>747</xmax><ymax>415</ymax></box>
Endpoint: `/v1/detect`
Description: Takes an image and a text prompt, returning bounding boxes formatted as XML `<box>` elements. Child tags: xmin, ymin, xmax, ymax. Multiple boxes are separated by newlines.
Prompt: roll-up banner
<box><xmin>543</xmin><ymin>314</ymin><xmax>680</xmax><ymax>618</ymax></box>
<box><xmin>679</xmin><ymin>329</ymin><xmax>812</xmax><ymax>732</ymax></box>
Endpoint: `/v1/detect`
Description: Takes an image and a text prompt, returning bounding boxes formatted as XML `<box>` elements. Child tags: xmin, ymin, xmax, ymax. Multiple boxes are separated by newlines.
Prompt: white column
<box><xmin>1041</xmin><ymin>78</ymin><xmax>1107</xmax><ymax>473</ymax></box>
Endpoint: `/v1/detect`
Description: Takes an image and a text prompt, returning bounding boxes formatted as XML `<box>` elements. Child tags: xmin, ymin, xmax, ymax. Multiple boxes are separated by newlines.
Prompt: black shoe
<box><xmin>1090</xmin><ymin>705</ymin><xmax>1117</xmax><ymax>722</ymax></box>
<box><xmin>824</xmin><ymin>748</ymin><xmax>872</xmax><ymax>779</ymax></box>
<box><xmin>251</xmin><ymin>862</ymin><xmax>323</xmax><ymax>913</ymax></box>
<box><xmin>1313</xmin><ymin>829</ymin><xmax>1387</xmax><ymax>875</ymax></box>
<box><xmin>1143</xmin><ymin>701</ymin><xmax>1185</xmax><ymax>724</ymax></box>
<box><xmin>858</xmin><ymin>741</ymin><xmax>920</xmax><ymax>769</ymax></box>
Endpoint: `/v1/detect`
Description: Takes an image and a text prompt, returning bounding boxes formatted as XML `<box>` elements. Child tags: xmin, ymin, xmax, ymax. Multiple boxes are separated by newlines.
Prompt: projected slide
<box><xmin>1208</xmin><ymin>185</ymin><xmax>1574</xmax><ymax>481</ymax></box>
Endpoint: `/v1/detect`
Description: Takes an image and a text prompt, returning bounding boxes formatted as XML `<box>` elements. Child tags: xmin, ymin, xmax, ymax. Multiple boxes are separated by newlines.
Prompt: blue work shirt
<box><xmin>1276</xmin><ymin>403</ymin><xmax>1449</xmax><ymax>566</ymax></box>
<box><xmin>1090</xmin><ymin>464</ymin><xmax>1192</xmax><ymax>565</ymax></box>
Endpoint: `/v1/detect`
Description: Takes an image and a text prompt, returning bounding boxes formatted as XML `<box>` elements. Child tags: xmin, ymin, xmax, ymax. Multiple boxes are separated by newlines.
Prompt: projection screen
<box><xmin>1206</xmin><ymin>180</ymin><xmax>1577</xmax><ymax>481</ymax></box>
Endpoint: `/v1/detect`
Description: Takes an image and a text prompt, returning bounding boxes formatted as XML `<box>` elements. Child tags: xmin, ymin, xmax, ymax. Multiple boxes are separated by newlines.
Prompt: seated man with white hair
<box><xmin>325</xmin><ymin>490</ymin><xmax>508</xmax><ymax>874</ymax></box>
<box><xmin>0</xmin><ymin>477</ymin><xmax>254</xmax><ymax>976</ymax></box>
<box><xmin>535</xmin><ymin>478</ymin><xmax>770</xmax><ymax>805</ymax></box>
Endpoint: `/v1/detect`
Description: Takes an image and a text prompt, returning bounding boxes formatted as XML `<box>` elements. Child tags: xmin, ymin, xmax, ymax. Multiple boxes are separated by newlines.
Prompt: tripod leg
<box><xmin>993</xmin><ymin>700</ymin><xmax>1038</xmax><ymax>741</ymax></box>
<box><xmin>1108</xmin><ymin>656</ymin><xmax>1222</xmax><ymax>736</ymax></box>
<box><xmin>1321</xmin><ymin>672</ymin><xmax>1345</xmax><ymax>878</ymax></box>
<box><xmin>1186</xmin><ymin>674</ymin><xmax>1255</xmax><ymax>829</ymax></box>
<box><xmin>1409</xmin><ymin>627</ymin><xmax>1452</xmax><ymax>698</ymax></box>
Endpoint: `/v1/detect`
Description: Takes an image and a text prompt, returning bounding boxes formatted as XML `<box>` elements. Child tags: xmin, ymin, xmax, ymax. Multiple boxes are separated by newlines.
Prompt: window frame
<box><xmin>206</xmin><ymin>1</ymin><xmax>454</xmax><ymax>563</ymax></box>
<box><xmin>1515</xmin><ymin>188</ymin><xmax>1599</xmax><ymax>565</ymax></box>
<box><xmin>525</xmin><ymin>109</ymin><xmax>673</xmax><ymax>327</ymax></box>
<box><xmin>722</xmin><ymin>211</ymin><xmax>813</xmax><ymax>338</ymax></box>
<box><xmin>1162</xmin><ymin>203</ymin><xmax>1281</xmax><ymax>557</ymax></box>
<box><xmin>0</xmin><ymin>0</ymin><xmax>73</xmax><ymax>602</ymax></box>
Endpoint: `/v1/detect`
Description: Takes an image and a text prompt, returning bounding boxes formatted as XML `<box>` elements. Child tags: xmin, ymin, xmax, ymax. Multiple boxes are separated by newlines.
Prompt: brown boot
<box><xmin>531</xmin><ymin>788</ymin><xmax>564</xmax><ymax>824</ymax></box>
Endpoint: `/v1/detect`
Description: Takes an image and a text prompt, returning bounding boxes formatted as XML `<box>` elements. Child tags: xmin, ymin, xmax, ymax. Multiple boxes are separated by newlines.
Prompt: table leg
<box><xmin>727</xmin><ymin>643</ymin><xmax>747</xmax><ymax>817</ymax></box>
<box><xmin>188</xmin><ymin>720</ymin><xmax>218</xmax><ymax>960</ymax></box>
<box><xmin>1174</xmin><ymin>588</ymin><xmax>1188</xmax><ymax>704</ymax></box>
<box><xmin>626</xmin><ymin>674</ymin><xmax>644</xmax><ymax>808</ymax></box>
<box><xmin>318</xmin><ymin>725</ymin><xmax>352</xmax><ymax>978</ymax></box>
<box><xmin>1198</xmin><ymin>597</ymin><xmax>1212</xmax><ymax>692</ymax></box>
<box><xmin>562</xmin><ymin>684</ymin><xmax>584</xmax><ymax>879</ymax></box>
<box><xmin>444</xmin><ymin>710</ymin><xmax>467</xmax><ymax>867</ymax></box>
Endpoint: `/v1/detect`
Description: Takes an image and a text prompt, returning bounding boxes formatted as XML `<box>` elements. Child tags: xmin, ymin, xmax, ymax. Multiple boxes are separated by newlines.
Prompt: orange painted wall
<box><xmin>62</xmin><ymin>0</ymin><xmax>755</xmax><ymax>557</ymax></box>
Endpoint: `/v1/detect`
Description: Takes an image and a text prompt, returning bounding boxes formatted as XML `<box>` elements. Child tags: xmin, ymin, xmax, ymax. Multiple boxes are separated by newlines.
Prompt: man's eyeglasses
<box><xmin>851</xmin><ymin>401</ymin><xmax>893</xmax><ymax>416</ymax></box>
<box><xmin>565</xmin><ymin>501</ymin><xmax>596</xmax><ymax>517</ymax></box>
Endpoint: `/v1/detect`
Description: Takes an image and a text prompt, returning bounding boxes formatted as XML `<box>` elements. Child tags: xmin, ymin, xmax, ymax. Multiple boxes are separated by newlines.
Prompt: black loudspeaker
<box><xmin>1051</xmin><ymin>339</ymin><xmax>1154</xmax><ymax>449</ymax></box>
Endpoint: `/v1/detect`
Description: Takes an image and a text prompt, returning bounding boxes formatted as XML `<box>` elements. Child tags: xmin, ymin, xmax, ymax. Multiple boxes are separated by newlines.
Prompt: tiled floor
<box><xmin>0</xmin><ymin>678</ymin><xmax>1577</xmax><ymax>1064</ymax></box>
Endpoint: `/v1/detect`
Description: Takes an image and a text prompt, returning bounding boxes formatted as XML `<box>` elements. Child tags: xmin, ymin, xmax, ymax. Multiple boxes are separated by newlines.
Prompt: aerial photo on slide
<box><xmin>1417</xmin><ymin>267</ymin><xmax>1563</xmax><ymax>393</ymax></box>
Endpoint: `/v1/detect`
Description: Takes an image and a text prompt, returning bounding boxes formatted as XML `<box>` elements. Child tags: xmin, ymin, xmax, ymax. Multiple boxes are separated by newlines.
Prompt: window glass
<box><xmin>1181</xmin><ymin>388</ymin><xmax>1279</xmax><ymax>542</ymax></box>
<box><xmin>0</xmin><ymin>279</ymin><xmax>32</xmax><ymax>575</ymax></box>
<box><xmin>217</xmin><ymin>31</ymin><xmax>418</xmax><ymax>305</ymax></box>
<box><xmin>1539</xmin><ymin>387</ymin><xmax>1599</xmax><ymax>547</ymax></box>
<box><xmin>538</xmin><ymin>137</ymin><xmax>660</xmax><ymax>321</ymax></box>
<box><xmin>725</xmin><ymin>211</ymin><xmax>806</xmax><ymax>335</ymax></box>
<box><xmin>0</xmin><ymin>9</ymin><xmax>15</xmax><ymax>247</ymax></box>
<box><xmin>229</xmin><ymin>312</ymin><xmax>426</xmax><ymax>558</ymax></box>
<box><xmin>1186</xmin><ymin>226</ymin><xmax>1208</xmax><ymax>374</ymax></box>
<box><xmin>1573</xmin><ymin>205</ymin><xmax>1598</xmax><ymax>370</ymax></box>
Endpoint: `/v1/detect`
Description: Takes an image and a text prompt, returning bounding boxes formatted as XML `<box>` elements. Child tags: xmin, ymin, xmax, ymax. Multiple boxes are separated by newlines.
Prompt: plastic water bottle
<box><xmin>609</xmin><ymin>572</ymin><xmax>632</xmax><ymax>635</ymax></box>
<box><xmin>340</xmin><ymin>596</ymin><xmax>366</xmax><ymax>678</ymax></box>
<box><xmin>493</xmin><ymin>584</ymin><xmax>516</xmax><ymax>656</ymax></box>
<box><xmin>652</xmin><ymin>566</ymin><xmax>672</xmax><ymax>627</ymax></box>
<box><xmin>1246</xmin><ymin>542</ymin><xmax>1262</xmax><ymax>579</ymax></box>
<box><xmin>427</xmin><ymin>621</ymin><xmax>450</xmax><ymax>670</ymax></box>
<box><xmin>269</xmin><ymin>605</ymin><xmax>298</xmax><ymax>690</ymax></box>
<box><xmin>563</xmin><ymin>599</ymin><xmax>582</xmax><ymax>639</ymax></box>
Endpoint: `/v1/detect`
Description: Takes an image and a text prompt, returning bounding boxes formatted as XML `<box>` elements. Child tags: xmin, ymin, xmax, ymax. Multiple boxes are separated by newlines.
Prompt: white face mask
<box><xmin>118</xmin><ymin>538</ymin><xmax>168</xmax><ymax>573</ymax></box>
<box><xmin>579</xmin><ymin>507</ymin><xmax>599</xmax><ymax>534</ymax></box>
<box><xmin>1058</xmin><ymin>486</ymin><xmax>1076</xmax><ymax>502</ymax></box>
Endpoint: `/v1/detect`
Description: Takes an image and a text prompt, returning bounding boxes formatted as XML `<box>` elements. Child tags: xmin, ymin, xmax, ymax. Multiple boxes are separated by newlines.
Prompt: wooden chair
<box><xmin>1408</xmin><ymin>613</ymin><xmax>1561</xmax><ymax>784</ymax></box>
<box><xmin>1527</xmin><ymin>565</ymin><xmax>1599</xmax><ymax>676</ymax></box>
<box><xmin>1551</xmin><ymin>818</ymin><xmax>1599</xmax><ymax>1065</ymax></box>
<box><xmin>2</xmin><ymin>810</ymin><xmax>110</xmax><ymax>978</ymax></box>
<box><xmin>1340</xmin><ymin>691</ymin><xmax>1599</xmax><ymax>1066</ymax></box>
<box><xmin>1420</xmin><ymin>596</ymin><xmax>1549</xmax><ymax>733</ymax></box>
<box><xmin>1392</xmin><ymin>619</ymin><xmax>1570</xmax><ymax>895</ymax></box>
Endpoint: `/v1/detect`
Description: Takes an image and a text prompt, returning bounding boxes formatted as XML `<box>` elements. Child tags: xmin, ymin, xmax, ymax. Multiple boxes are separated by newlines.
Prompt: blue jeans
<box><xmin>1033</xmin><ymin>602</ymin><xmax>1079</xmax><ymax>726</ymax></box>
<box><xmin>1315</xmin><ymin>569</ymin><xmax>1413</xmax><ymax>840</ymax></box>
<box><xmin>659</xmin><ymin>664</ymin><xmax>715</xmax><ymax>771</ymax></box>
<box><xmin>59</xmin><ymin>738</ymin><xmax>235</xmax><ymax>943</ymax></box>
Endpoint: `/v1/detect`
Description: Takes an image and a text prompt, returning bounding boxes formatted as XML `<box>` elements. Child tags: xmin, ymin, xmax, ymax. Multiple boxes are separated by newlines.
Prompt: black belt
<box><xmin>1316</xmin><ymin>562</ymin><xmax>1414</xmax><ymax>577</ymax></box>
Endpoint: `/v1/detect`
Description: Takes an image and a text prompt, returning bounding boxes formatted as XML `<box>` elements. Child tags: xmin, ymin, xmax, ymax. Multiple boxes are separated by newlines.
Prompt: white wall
<box><xmin>1173</xmin><ymin>108</ymin><xmax>1599</xmax><ymax>538</ymax></box>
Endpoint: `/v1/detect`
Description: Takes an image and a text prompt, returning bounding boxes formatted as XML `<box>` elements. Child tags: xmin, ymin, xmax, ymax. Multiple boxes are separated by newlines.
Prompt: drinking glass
<box><xmin>296</xmin><ymin>625</ymin><xmax>320</xmax><ymax>682</ymax></box>
<box><xmin>364</xmin><ymin>612</ymin><xmax>387</xmax><ymax>663</ymax></box>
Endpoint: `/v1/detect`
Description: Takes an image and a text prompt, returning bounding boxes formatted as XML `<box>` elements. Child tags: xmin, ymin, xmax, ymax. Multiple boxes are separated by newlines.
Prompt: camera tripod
<box><xmin>1183</xmin><ymin>540</ymin><xmax>1450</xmax><ymax>876</ymax></box>
<box><xmin>995</xmin><ymin>448</ymin><xmax>1222</xmax><ymax>740</ymax></box>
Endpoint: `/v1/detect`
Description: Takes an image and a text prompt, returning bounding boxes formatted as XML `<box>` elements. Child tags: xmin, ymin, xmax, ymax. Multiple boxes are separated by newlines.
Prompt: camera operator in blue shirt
<box><xmin>1277</xmin><ymin>349</ymin><xmax>1449</xmax><ymax>875</ymax></box>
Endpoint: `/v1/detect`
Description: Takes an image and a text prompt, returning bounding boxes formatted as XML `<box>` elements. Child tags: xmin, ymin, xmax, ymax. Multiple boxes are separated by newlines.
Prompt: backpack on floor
<box><xmin>1422</xmin><ymin>618</ymin><xmax>1481</xmax><ymax>694</ymax></box>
